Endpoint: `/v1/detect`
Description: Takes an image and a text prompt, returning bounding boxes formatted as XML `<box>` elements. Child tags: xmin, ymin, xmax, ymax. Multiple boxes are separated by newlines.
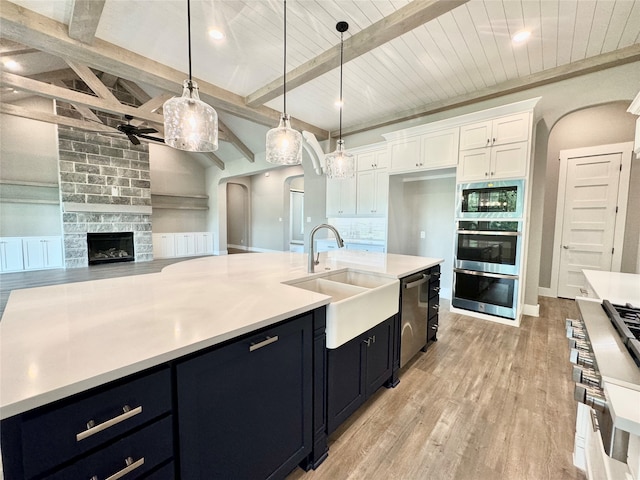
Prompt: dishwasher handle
<box><xmin>403</xmin><ymin>273</ymin><xmax>430</xmax><ymax>289</ymax></box>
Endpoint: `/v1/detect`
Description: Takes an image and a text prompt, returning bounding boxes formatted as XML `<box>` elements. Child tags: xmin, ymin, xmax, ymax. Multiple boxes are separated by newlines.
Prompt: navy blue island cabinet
<box><xmin>0</xmin><ymin>307</ymin><xmax>328</xmax><ymax>480</ymax></box>
<box><xmin>326</xmin><ymin>314</ymin><xmax>396</xmax><ymax>435</ymax></box>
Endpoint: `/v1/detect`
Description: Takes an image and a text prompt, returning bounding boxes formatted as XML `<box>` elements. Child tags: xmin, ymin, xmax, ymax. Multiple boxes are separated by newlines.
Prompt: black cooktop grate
<box><xmin>603</xmin><ymin>300</ymin><xmax>640</xmax><ymax>367</ymax></box>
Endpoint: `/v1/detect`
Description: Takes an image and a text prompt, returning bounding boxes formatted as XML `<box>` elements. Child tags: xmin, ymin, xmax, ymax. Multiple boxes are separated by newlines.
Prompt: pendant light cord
<box><xmin>187</xmin><ymin>0</ymin><xmax>193</xmax><ymax>92</ymax></box>
<box><xmin>283</xmin><ymin>0</ymin><xmax>287</xmax><ymax>115</ymax></box>
<box><xmin>338</xmin><ymin>30</ymin><xmax>344</xmax><ymax>141</ymax></box>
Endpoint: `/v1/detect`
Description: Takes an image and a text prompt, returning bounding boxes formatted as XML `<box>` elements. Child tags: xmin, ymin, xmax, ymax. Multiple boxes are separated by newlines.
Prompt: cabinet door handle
<box><xmin>77</xmin><ymin>405</ymin><xmax>143</xmax><ymax>441</ymax></box>
<box><xmin>363</xmin><ymin>337</ymin><xmax>371</xmax><ymax>346</ymax></box>
<box><xmin>486</xmin><ymin>138</ymin><xmax>490</xmax><ymax>146</ymax></box>
<box><xmin>249</xmin><ymin>335</ymin><xmax>279</xmax><ymax>352</ymax></box>
<box><xmin>433</xmin><ymin>286</ymin><xmax>441</xmax><ymax>292</ymax></box>
<box><xmin>96</xmin><ymin>456</ymin><xmax>145</xmax><ymax>480</ymax></box>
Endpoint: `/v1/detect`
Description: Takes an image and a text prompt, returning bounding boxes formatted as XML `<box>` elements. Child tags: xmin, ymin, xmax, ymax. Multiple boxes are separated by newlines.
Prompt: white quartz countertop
<box><xmin>0</xmin><ymin>251</ymin><xmax>442</xmax><ymax>419</ymax></box>
<box><xmin>583</xmin><ymin>270</ymin><xmax>640</xmax><ymax>306</ymax></box>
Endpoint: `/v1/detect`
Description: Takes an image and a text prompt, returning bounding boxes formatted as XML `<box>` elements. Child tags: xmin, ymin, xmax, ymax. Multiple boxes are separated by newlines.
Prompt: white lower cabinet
<box><xmin>22</xmin><ymin>236</ymin><xmax>64</xmax><ymax>270</ymax></box>
<box><xmin>175</xmin><ymin>233</ymin><xmax>196</xmax><ymax>257</ymax></box>
<box><xmin>0</xmin><ymin>237</ymin><xmax>24</xmax><ymax>272</ymax></box>
<box><xmin>153</xmin><ymin>232</ymin><xmax>212</xmax><ymax>259</ymax></box>
<box><xmin>153</xmin><ymin>233</ymin><xmax>176</xmax><ymax>259</ymax></box>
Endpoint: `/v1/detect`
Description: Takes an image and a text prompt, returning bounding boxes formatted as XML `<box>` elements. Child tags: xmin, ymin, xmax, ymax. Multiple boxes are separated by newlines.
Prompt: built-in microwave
<box><xmin>456</xmin><ymin>179</ymin><xmax>524</xmax><ymax>219</ymax></box>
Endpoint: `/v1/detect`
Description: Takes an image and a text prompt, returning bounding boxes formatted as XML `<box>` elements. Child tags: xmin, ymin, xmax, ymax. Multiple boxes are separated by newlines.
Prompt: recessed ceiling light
<box><xmin>512</xmin><ymin>30</ymin><xmax>531</xmax><ymax>44</ymax></box>
<box><xmin>209</xmin><ymin>29</ymin><xmax>225</xmax><ymax>40</ymax></box>
<box><xmin>3</xmin><ymin>59</ymin><xmax>20</xmax><ymax>71</ymax></box>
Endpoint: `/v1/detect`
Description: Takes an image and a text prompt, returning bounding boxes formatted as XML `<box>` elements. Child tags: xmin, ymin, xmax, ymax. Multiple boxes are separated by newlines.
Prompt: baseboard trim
<box><xmin>523</xmin><ymin>303</ymin><xmax>540</xmax><ymax>317</ymax></box>
<box><xmin>538</xmin><ymin>287</ymin><xmax>555</xmax><ymax>298</ymax></box>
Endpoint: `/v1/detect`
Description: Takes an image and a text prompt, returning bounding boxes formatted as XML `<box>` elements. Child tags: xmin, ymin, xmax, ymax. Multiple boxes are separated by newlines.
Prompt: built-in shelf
<box><xmin>151</xmin><ymin>192</ymin><xmax>209</xmax><ymax>212</ymax></box>
<box><xmin>152</xmin><ymin>205</ymin><xmax>209</xmax><ymax>211</ymax></box>
<box><xmin>1</xmin><ymin>198</ymin><xmax>60</xmax><ymax>205</ymax></box>
<box><xmin>151</xmin><ymin>193</ymin><xmax>209</xmax><ymax>199</ymax></box>
<box><xmin>0</xmin><ymin>181</ymin><xmax>60</xmax><ymax>206</ymax></box>
<box><xmin>0</xmin><ymin>180</ymin><xmax>59</xmax><ymax>188</ymax></box>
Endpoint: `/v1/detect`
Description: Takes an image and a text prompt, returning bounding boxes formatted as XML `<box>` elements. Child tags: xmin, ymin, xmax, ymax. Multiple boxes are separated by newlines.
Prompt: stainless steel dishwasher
<box><xmin>400</xmin><ymin>270</ymin><xmax>430</xmax><ymax>367</ymax></box>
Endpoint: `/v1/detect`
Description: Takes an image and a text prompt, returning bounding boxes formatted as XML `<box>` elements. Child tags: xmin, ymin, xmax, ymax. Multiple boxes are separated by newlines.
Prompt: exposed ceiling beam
<box><xmin>1</xmin><ymin>71</ymin><xmax>166</xmax><ymax>127</ymax></box>
<box><xmin>117</xmin><ymin>78</ymin><xmax>152</xmax><ymax>104</ymax></box>
<box><xmin>219</xmin><ymin>120</ymin><xmax>254</xmax><ymax>163</ymax></box>
<box><xmin>136</xmin><ymin>93</ymin><xmax>173</xmax><ymax>114</ymax></box>
<box><xmin>29</xmin><ymin>68</ymin><xmax>78</xmax><ymax>83</ymax></box>
<box><xmin>68</xmin><ymin>0</ymin><xmax>106</xmax><ymax>45</ymax></box>
<box><xmin>0</xmin><ymin>47</ymin><xmax>37</xmax><ymax>57</ymax></box>
<box><xmin>341</xmin><ymin>43</ymin><xmax>640</xmax><ymax>137</ymax></box>
<box><xmin>51</xmin><ymin>79</ymin><xmax>102</xmax><ymax>123</ymax></box>
<box><xmin>0</xmin><ymin>1</ymin><xmax>329</xmax><ymax>140</ymax></box>
<box><xmin>0</xmin><ymin>38</ymin><xmax>37</xmax><ymax>56</ymax></box>
<box><xmin>245</xmin><ymin>0</ymin><xmax>469</xmax><ymax>107</ymax></box>
<box><xmin>200</xmin><ymin>152</ymin><xmax>225</xmax><ymax>170</ymax></box>
<box><xmin>65</xmin><ymin>59</ymin><xmax>121</xmax><ymax>104</ymax></box>
<box><xmin>0</xmin><ymin>101</ymin><xmax>117</xmax><ymax>133</ymax></box>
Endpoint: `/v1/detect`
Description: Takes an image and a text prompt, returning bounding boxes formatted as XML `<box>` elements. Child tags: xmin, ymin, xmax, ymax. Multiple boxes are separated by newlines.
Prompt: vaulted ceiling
<box><xmin>1</xmin><ymin>0</ymin><xmax>639</xmax><ymax>168</ymax></box>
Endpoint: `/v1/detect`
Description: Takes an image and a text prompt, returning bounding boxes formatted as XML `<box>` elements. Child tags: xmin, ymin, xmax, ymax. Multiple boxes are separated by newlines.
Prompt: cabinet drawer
<box><xmin>17</xmin><ymin>368</ymin><xmax>171</xmax><ymax>478</ymax></box>
<box><xmin>47</xmin><ymin>416</ymin><xmax>173</xmax><ymax>480</ymax></box>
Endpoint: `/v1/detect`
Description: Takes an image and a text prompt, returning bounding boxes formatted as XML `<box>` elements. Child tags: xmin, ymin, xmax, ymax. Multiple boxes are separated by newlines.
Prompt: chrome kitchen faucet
<box><xmin>308</xmin><ymin>224</ymin><xmax>344</xmax><ymax>273</ymax></box>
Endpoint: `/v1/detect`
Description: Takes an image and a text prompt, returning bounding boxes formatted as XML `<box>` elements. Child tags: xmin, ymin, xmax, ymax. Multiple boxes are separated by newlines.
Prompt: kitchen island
<box><xmin>1</xmin><ymin>250</ymin><xmax>442</xmax><ymax>479</ymax></box>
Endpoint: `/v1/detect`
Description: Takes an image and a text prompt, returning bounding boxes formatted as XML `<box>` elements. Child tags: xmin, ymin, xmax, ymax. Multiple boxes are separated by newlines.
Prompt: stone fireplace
<box><xmin>57</xmin><ymin>120</ymin><xmax>153</xmax><ymax>268</ymax></box>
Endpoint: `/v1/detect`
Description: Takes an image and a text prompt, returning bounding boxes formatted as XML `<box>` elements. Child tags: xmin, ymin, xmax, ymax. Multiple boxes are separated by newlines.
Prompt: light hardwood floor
<box><xmin>288</xmin><ymin>297</ymin><xmax>585</xmax><ymax>480</ymax></box>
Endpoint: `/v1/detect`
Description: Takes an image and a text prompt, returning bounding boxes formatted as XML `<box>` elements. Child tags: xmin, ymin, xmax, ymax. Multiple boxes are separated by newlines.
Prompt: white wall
<box><xmin>149</xmin><ymin>143</ymin><xmax>208</xmax><ymax>233</ymax></box>
<box><xmin>0</xmin><ymin>97</ymin><xmax>62</xmax><ymax>237</ymax></box>
<box><xmin>387</xmin><ymin>176</ymin><xmax>456</xmax><ymax>298</ymax></box>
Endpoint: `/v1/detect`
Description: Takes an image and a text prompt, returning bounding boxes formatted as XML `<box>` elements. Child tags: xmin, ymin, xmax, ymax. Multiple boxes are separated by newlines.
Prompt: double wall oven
<box><xmin>452</xmin><ymin>180</ymin><xmax>524</xmax><ymax>320</ymax></box>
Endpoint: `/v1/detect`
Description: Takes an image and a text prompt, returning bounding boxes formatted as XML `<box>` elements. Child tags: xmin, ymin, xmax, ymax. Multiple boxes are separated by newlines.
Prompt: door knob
<box><xmin>563</xmin><ymin>245</ymin><xmax>569</xmax><ymax>249</ymax></box>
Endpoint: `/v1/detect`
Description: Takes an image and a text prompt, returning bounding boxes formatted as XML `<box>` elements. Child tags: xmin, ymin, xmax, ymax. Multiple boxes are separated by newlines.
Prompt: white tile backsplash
<box><xmin>327</xmin><ymin>217</ymin><xmax>387</xmax><ymax>242</ymax></box>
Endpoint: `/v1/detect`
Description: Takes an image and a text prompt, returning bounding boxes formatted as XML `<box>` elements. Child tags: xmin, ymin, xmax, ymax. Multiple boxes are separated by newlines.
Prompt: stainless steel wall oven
<box><xmin>452</xmin><ymin>180</ymin><xmax>525</xmax><ymax>320</ymax></box>
<box><xmin>452</xmin><ymin>269</ymin><xmax>518</xmax><ymax>319</ymax></box>
<box><xmin>455</xmin><ymin>220</ymin><xmax>521</xmax><ymax>275</ymax></box>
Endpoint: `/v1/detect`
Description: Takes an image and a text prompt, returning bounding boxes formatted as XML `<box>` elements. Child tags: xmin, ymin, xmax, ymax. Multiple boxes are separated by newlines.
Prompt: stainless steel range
<box><xmin>568</xmin><ymin>298</ymin><xmax>640</xmax><ymax>479</ymax></box>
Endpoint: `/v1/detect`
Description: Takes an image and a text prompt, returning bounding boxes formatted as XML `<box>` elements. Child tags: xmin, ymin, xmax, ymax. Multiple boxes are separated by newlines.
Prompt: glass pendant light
<box><xmin>266</xmin><ymin>0</ymin><xmax>302</xmax><ymax>165</ymax></box>
<box><xmin>163</xmin><ymin>0</ymin><xmax>218</xmax><ymax>152</ymax></box>
<box><xmin>325</xmin><ymin>21</ymin><xmax>355</xmax><ymax>179</ymax></box>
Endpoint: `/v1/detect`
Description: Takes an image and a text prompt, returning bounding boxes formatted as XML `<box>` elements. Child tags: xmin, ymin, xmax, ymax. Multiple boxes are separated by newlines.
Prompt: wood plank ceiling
<box><xmin>1</xmin><ymin>0</ymin><xmax>639</xmax><ymax>165</ymax></box>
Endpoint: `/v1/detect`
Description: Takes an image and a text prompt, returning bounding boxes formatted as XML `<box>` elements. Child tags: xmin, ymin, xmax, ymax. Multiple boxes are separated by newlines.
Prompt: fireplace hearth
<box><xmin>87</xmin><ymin>232</ymin><xmax>135</xmax><ymax>265</ymax></box>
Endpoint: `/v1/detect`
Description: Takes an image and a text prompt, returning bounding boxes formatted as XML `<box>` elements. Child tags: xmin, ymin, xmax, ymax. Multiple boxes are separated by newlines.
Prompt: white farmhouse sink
<box><xmin>286</xmin><ymin>270</ymin><xmax>399</xmax><ymax>349</ymax></box>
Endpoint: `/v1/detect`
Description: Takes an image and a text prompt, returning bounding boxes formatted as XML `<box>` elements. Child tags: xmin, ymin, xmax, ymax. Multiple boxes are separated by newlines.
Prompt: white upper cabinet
<box><xmin>326</xmin><ymin>176</ymin><xmax>357</xmax><ymax>216</ymax></box>
<box><xmin>389</xmin><ymin>137</ymin><xmax>421</xmax><ymax>172</ymax></box>
<box><xmin>458</xmin><ymin>112</ymin><xmax>531</xmax><ymax>181</ymax></box>
<box><xmin>357</xmin><ymin>149</ymin><xmax>389</xmax><ymax>172</ymax></box>
<box><xmin>421</xmin><ymin>128</ymin><xmax>460</xmax><ymax>169</ymax></box>
<box><xmin>388</xmin><ymin>127</ymin><xmax>459</xmax><ymax>174</ymax></box>
<box><xmin>459</xmin><ymin>112</ymin><xmax>530</xmax><ymax>150</ymax></box>
<box><xmin>357</xmin><ymin>169</ymin><xmax>388</xmax><ymax>215</ymax></box>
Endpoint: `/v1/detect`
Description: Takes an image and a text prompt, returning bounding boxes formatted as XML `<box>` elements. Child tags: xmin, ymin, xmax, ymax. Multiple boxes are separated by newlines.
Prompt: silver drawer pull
<box><xmin>77</xmin><ymin>405</ymin><xmax>143</xmax><ymax>442</ymax></box>
<box><xmin>104</xmin><ymin>456</ymin><xmax>145</xmax><ymax>480</ymax></box>
<box><xmin>249</xmin><ymin>335</ymin><xmax>279</xmax><ymax>352</ymax></box>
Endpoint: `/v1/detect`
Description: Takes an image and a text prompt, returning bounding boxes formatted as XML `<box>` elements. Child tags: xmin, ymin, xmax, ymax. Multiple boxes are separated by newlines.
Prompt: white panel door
<box><xmin>557</xmin><ymin>153</ymin><xmax>622</xmax><ymax>299</ymax></box>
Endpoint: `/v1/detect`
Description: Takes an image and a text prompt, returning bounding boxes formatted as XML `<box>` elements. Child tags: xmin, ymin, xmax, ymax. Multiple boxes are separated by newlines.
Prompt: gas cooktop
<box><xmin>603</xmin><ymin>300</ymin><xmax>640</xmax><ymax>367</ymax></box>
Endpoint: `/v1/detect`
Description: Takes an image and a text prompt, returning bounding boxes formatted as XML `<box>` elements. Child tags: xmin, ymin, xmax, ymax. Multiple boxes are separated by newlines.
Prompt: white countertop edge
<box><xmin>0</xmin><ymin>298</ymin><xmax>329</xmax><ymax>420</ymax></box>
<box><xmin>604</xmin><ymin>382</ymin><xmax>640</xmax><ymax>437</ymax></box>
<box><xmin>1</xmin><ymin>252</ymin><xmax>443</xmax><ymax>419</ymax></box>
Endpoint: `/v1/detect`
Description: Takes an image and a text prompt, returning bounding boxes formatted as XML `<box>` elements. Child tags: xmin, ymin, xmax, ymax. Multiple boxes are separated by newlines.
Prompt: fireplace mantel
<box><xmin>63</xmin><ymin>202</ymin><xmax>152</xmax><ymax>215</ymax></box>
